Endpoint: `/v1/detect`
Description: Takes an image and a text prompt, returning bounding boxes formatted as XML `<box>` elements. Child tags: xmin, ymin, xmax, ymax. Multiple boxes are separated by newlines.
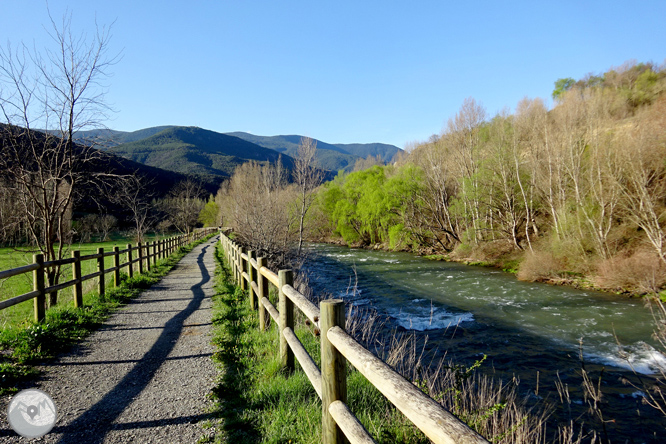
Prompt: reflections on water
<box><xmin>304</xmin><ymin>244</ymin><xmax>665</xmax><ymax>375</ymax></box>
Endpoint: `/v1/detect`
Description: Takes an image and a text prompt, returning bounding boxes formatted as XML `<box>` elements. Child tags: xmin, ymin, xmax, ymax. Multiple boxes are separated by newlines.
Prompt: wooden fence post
<box><xmin>279</xmin><ymin>269</ymin><xmax>295</xmax><ymax>372</ymax></box>
<box><xmin>248</xmin><ymin>250</ymin><xmax>256</xmax><ymax>310</ymax></box>
<box><xmin>146</xmin><ymin>242</ymin><xmax>151</xmax><ymax>271</ymax></box>
<box><xmin>138</xmin><ymin>242</ymin><xmax>144</xmax><ymax>274</ymax></box>
<box><xmin>33</xmin><ymin>254</ymin><xmax>45</xmax><ymax>323</ymax></box>
<box><xmin>97</xmin><ymin>247</ymin><xmax>105</xmax><ymax>300</ymax></box>
<box><xmin>258</xmin><ymin>256</ymin><xmax>269</xmax><ymax>331</ymax></box>
<box><xmin>321</xmin><ymin>299</ymin><xmax>347</xmax><ymax>444</ymax></box>
<box><xmin>72</xmin><ymin>251</ymin><xmax>83</xmax><ymax>308</ymax></box>
<box><xmin>240</xmin><ymin>247</ymin><xmax>247</xmax><ymax>291</ymax></box>
<box><xmin>127</xmin><ymin>243</ymin><xmax>134</xmax><ymax>278</ymax></box>
<box><xmin>153</xmin><ymin>241</ymin><xmax>158</xmax><ymax>266</ymax></box>
<box><xmin>114</xmin><ymin>246</ymin><xmax>121</xmax><ymax>287</ymax></box>
<box><xmin>235</xmin><ymin>245</ymin><xmax>240</xmax><ymax>284</ymax></box>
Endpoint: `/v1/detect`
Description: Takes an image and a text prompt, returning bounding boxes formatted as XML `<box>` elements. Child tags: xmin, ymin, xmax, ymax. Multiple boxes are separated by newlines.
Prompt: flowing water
<box><xmin>302</xmin><ymin>243</ymin><xmax>666</xmax><ymax>443</ymax></box>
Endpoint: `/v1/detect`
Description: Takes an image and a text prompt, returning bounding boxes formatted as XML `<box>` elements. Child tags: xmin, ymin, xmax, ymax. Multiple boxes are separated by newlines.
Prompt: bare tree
<box><xmin>352</xmin><ymin>154</ymin><xmax>384</xmax><ymax>172</ymax></box>
<box><xmin>446</xmin><ymin>97</ymin><xmax>487</xmax><ymax>243</ymax></box>
<box><xmin>617</xmin><ymin>103</ymin><xmax>666</xmax><ymax>265</ymax></box>
<box><xmin>112</xmin><ymin>175</ymin><xmax>154</xmax><ymax>242</ymax></box>
<box><xmin>0</xmin><ymin>12</ymin><xmax>119</xmax><ymax>306</ymax></box>
<box><xmin>293</xmin><ymin>137</ymin><xmax>323</xmax><ymax>256</ymax></box>
<box><xmin>158</xmin><ymin>179</ymin><xmax>205</xmax><ymax>235</ymax></box>
<box><xmin>218</xmin><ymin>160</ymin><xmax>295</xmax><ymax>266</ymax></box>
<box><xmin>76</xmin><ymin>213</ymin><xmax>117</xmax><ymax>242</ymax></box>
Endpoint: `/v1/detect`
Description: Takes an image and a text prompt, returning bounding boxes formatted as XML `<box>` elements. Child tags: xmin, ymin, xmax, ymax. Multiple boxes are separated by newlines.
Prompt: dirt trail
<box><xmin>0</xmin><ymin>236</ymin><xmax>220</xmax><ymax>443</ymax></box>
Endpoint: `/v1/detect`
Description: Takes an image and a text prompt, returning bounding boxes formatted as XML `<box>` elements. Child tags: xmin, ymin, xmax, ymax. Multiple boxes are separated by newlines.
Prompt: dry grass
<box><xmin>517</xmin><ymin>250</ymin><xmax>565</xmax><ymax>282</ymax></box>
<box><xmin>371</xmin><ymin>330</ymin><xmax>597</xmax><ymax>444</ymax></box>
<box><xmin>594</xmin><ymin>249</ymin><xmax>666</xmax><ymax>294</ymax></box>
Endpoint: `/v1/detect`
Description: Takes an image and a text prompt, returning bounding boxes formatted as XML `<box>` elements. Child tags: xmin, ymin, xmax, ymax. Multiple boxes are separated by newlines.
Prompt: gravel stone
<box><xmin>0</xmin><ymin>236</ymin><xmax>220</xmax><ymax>443</ymax></box>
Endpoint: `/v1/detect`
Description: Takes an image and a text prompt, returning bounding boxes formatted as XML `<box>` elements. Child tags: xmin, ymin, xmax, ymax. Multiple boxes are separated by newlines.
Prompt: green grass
<box><xmin>0</xmin><ymin>234</ymin><xmax>215</xmax><ymax>395</ymax></box>
<box><xmin>204</xmin><ymin>243</ymin><xmax>428</xmax><ymax>444</ymax></box>
<box><xmin>0</xmin><ymin>234</ymin><xmax>176</xmax><ymax>328</ymax></box>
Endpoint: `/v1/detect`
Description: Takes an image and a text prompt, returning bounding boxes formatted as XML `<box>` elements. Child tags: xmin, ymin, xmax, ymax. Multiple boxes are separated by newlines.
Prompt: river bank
<box><xmin>314</xmin><ymin>236</ymin><xmax>666</xmax><ymax>301</ymax></box>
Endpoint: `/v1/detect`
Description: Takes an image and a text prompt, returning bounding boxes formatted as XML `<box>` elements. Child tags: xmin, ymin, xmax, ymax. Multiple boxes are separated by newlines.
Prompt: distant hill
<box><xmin>332</xmin><ymin>143</ymin><xmax>401</xmax><ymax>162</ymax></box>
<box><xmin>227</xmin><ymin>132</ymin><xmax>401</xmax><ymax>172</ymax></box>
<box><xmin>0</xmin><ymin>124</ymin><xmax>200</xmax><ymax>226</ymax></box>
<box><xmin>76</xmin><ymin>126</ymin><xmax>402</xmax><ymax>179</ymax></box>
<box><xmin>74</xmin><ymin>126</ymin><xmax>176</xmax><ymax>148</ymax></box>
<box><xmin>106</xmin><ymin>126</ymin><xmax>295</xmax><ymax>188</ymax></box>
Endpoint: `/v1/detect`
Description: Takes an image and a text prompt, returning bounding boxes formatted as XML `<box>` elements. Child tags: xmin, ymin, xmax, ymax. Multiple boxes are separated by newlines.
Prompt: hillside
<box><xmin>0</xmin><ymin>124</ymin><xmax>200</xmax><ymax>232</ymax></box>
<box><xmin>74</xmin><ymin>126</ymin><xmax>176</xmax><ymax>148</ymax></box>
<box><xmin>77</xmin><ymin>126</ymin><xmax>402</xmax><ymax>179</ymax></box>
<box><xmin>107</xmin><ymin>127</ymin><xmax>295</xmax><ymax>187</ymax></box>
<box><xmin>333</xmin><ymin>142</ymin><xmax>401</xmax><ymax>162</ymax></box>
<box><xmin>227</xmin><ymin>132</ymin><xmax>401</xmax><ymax>172</ymax></box>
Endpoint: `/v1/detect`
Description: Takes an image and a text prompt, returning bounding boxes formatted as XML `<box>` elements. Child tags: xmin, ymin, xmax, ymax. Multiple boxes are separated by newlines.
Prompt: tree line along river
<box><xmin>302</xmin><ymin>243</ymin><xmax>665</xmax><ymax>443</ymax></box>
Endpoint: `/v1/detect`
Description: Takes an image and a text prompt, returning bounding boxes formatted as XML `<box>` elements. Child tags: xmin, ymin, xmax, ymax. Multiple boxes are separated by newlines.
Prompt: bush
<box><xmin>595</xmin><ymin>250</ymin><xmax>666</xmax><ymax>294</ymax></box>
<box><xmin>517</xmin><ymin>250</ymin><xmax>564</xmax><ymax>282</ymax></box>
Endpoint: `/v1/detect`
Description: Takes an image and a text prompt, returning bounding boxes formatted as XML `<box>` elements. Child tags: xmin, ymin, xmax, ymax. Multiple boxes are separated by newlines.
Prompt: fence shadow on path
<box><xmin>53</xmin><ymin>243</ymin><xmax>213</xmax><ymax>444</ymax></box>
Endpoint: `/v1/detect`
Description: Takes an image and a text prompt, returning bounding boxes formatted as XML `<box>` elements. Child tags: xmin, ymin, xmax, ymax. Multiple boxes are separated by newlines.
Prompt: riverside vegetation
<box><xmin>310</xmin><ymin>62</ymin><xmax>666</xmax><ymax>298</ymax></box>
<box><xmin>211</xmin><ymin>61</ymin><xmax>666</xmax><ymax>442</ymax></box>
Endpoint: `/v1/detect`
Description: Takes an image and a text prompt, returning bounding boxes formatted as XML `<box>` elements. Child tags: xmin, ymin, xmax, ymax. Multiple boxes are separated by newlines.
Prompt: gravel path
<box><xmin>1</xmin><ymin>236</ymin><xmax>220</xmax><ymax>443</ymax></box>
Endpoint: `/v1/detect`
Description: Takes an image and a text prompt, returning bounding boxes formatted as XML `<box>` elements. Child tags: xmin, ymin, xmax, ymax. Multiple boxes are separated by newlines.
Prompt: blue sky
<box><xmin>2</xmin><ymin>1</ymin><xmax>665</xmax><ymax>148</ymax></box>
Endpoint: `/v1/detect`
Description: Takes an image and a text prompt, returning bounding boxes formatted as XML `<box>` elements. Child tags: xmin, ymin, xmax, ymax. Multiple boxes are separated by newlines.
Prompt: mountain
<box><xmin>74</xmin><ymin>126</ymin><xmax>176</xmax><ymax>148</ymax></box>
<box><xmin>76</xmin><ymin>126</ymin><xmax>402</xmax><ymax>180</ymax></box>
<box><xmin>106</xmin><ymin>126</ymin><xmax>294</xmax><ymax>187</ymax></box>
<box><xmin>332</xmin><ymin>143</ymin><xmax>401</xmax><ymax>162</ymax></box>
<box><xmin>227</xmin><ymin>132</ymin><xmax>401</xmax><ymax>172</ymax></box>
<box><xmin>0</xmin><ymin>124</ymin><xmax>202</xmax><ymax>226</ymax></box>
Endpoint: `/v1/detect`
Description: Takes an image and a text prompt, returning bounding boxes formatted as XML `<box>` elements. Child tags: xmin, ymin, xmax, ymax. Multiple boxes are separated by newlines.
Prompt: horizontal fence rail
<box><xmin>0</xmin><ymin>228</ymin><xmax>218</xmax><ymax>322</ymax></box>
<box><xmin>219</xmin><ymin>232</ymin><xmax>489</xmax><ymax>444</ymax></box>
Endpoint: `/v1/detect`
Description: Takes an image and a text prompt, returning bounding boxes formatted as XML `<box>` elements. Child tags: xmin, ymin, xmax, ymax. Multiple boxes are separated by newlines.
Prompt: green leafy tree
<box><xmin>198</xmin><ymin>194</ymin><xmax>220</xmax><ymax>227</ymax></box>
<box><xmin>552</xmin><ymin>77</ymin><xmax>575</xmax><ymax>100</ymax></box>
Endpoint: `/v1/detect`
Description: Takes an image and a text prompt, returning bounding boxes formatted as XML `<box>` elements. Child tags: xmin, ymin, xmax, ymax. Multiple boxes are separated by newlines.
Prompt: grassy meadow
<box><xmin>0</xmin><ymin>234</ymin><xmax>173</xmax><ymax>329</ymax></box>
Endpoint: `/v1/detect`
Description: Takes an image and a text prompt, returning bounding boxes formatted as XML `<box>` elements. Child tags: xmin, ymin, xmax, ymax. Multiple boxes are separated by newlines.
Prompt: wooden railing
<box><xmin>0</xmin><ymin>228</ymin><xmax>218</xmax><ymax>322</ymax></box>
<box><xmin>219</xmin><ymin>233</ymin><xmax>489</xmax><ymax>444</ymax></box>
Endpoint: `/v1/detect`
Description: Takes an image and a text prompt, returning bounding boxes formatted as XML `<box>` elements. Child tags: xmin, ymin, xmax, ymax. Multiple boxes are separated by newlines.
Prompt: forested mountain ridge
<box><xmin>105</xmin><ymin>126</ymin><xmax>296</xmax><ymax>188</ymax></box>
<box><xmin>227</xmin><ymin>132</ymin><xmax>401</xmax><ymax>172</ymax></box>
<box><xmin>74</xmin><ymin>127</ymin><xmax>401</xmax><ymax>174</ymax></box>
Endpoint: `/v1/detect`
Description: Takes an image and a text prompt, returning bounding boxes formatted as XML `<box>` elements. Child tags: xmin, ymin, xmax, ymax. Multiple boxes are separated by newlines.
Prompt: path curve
<box><xmin>1</xmin><ymin>236</ymin><xmax>220</xmax><ymax>443</ymax></box>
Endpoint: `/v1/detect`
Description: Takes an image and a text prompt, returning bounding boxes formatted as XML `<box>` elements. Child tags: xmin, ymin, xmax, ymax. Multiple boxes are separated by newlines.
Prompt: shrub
<box><xmin>595</xmin><ymin>250</ymin><xmax>666</xmax><ymax>294</ymax></box>
<box><xmin>517</xmin><ymin>250</ymin><xmax>564</xmax><ymax>282</ymax></box>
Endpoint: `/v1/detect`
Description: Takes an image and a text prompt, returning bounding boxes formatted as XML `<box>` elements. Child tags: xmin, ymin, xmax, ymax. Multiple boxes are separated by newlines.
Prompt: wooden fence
<box><xmin>219</xmin><ymin>233</ymin><xmax>489</xmax><ymax>444</ymax></box>
<box><xmin>0</xmin><ymin>228</ymin><xmax>218</xmax><ymax>323</ymax></box>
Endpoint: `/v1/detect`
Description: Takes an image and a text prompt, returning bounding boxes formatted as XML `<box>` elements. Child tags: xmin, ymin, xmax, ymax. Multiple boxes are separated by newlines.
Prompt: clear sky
<box><xmin>1</xmin><ymin>0</ymin><xmax>665</xmax><ymax>148</ymax></box>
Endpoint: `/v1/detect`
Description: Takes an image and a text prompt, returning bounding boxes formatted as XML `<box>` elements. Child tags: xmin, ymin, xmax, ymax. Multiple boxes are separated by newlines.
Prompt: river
<box><xmin>302</xmin><ymin>243</ymin><xmax>665</xmax><ymax>443</ymax></box>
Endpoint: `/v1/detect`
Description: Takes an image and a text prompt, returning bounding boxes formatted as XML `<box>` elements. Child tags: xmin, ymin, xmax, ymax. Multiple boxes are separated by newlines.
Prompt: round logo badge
<box><xmin>7</xmin><ymin>389</ymin><xmax>57</xmax><ymax>438</ymax></box>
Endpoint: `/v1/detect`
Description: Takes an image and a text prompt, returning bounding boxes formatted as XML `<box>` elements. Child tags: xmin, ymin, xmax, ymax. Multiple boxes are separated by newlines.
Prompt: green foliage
<box><xmin>625</xmin><ymin>68</ymin><xmax>662</xmax><ymax>107</ymax></box>
<box><xmin>552</xmin><ymin>77</ymin><xmax>575</xmax><ymax>100</ymax></box>
<box><xmin>198</xmin><ymin>195</ymin><xmax>220</xmax><ymax>227</ymax></box>
<box><xmin>318</xmin><ymin>165</ymin><xmax>425</xmax><ymax>246</ymax></box>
